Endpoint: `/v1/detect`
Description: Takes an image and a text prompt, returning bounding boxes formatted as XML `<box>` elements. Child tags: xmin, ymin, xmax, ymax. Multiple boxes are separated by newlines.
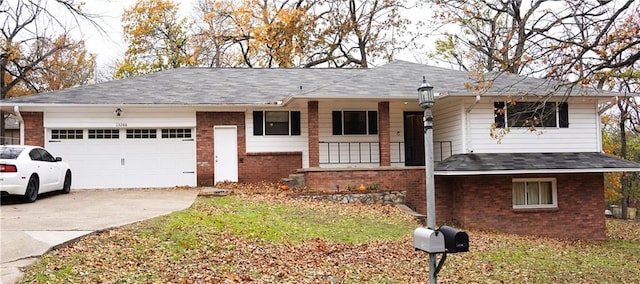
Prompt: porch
<box><xmin>318</xmin><ymin>140</ymin><xmax>452</xmax><ymax>165</ymax></box>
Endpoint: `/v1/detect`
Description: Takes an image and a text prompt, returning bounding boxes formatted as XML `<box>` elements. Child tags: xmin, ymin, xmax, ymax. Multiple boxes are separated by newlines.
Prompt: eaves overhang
<box><xmin>435</xmin><ymin>152</ymin><xmax>640</xmax><ymax>176</ymax></box>
<box><xmin>435</xmin><ymin>167</ymin><xmax>640</xmax><ymax>176</ymax></box>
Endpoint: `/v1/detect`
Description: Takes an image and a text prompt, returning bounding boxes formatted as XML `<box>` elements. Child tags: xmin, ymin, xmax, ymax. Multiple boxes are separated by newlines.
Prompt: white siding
<box><xmin>432</xmin><ymin>98</ymin><xmax>465</xmax><ymax>156</ymax></box>
<box><xmin>389</xmin><ymin>101</ymin><xmax>414</xmax><ymax>166</ymax></box>
<box><xmin>318</xmin><ymin>101</ymin><xmax>380</xmax><ymax>168</ymax></box>
<box><xmin>44</xmin><ymin>107</ymin><xmax>195</xmax><ymax>128</ymax></box>
<box><xmin>466</xmin><ymin>98</ymin><xmax>601</xmax><ymax>153</ymax></box>
<box><xmin>244</xmin><ymin>96</ymin><xmax>602</xmax><ymax>170</ymax></box>
<box><xmin>245</xmin><ymin>107</ymin><xmax>310</xmax><ymax>167</ymax></box>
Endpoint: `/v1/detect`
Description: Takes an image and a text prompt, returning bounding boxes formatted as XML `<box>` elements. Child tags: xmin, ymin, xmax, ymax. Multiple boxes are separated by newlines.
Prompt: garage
<box><xmin>43</xmin><ymin>109</ymin><xmax>197</xmax><ymax>189</ymax></box>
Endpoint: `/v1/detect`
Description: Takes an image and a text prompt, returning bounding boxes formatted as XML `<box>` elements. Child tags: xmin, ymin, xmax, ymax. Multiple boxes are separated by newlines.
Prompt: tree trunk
<box><xmin>0</xmin><ymin>112</ymin><xmax>4</xmax><ymax>145</ymax></box>
<box><xmin>620</xmin><ymin>109</ymin><xmax>629</xmax><ymax>220</ymax></box>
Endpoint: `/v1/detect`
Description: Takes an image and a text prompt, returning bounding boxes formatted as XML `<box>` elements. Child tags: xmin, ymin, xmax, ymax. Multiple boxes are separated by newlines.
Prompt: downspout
<box><xmin>13</xmin><ymin>106</ymin><xmax>24</xmax><ymax>145</ymax></box>
<box><xmin>464</xmin><ymin>95</ymin><xmax>481</xmax><ymax>153</ymax></box>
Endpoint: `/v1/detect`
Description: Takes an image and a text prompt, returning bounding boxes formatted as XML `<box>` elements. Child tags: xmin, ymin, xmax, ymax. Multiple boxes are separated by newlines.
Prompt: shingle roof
<box><xmin>1</xmin><ymin>60</ymin><xmax>611</xmax><ymax>106</ymax></box>
<box><xmin>301</xmin><ymin>60</ymin><xmax>581</xmax><ymax>98</ymax></box>
<box><xmin>435</xmin><ymin>152</ymin><xmax>640</xmax><ymax>175</ymax></box>
<box><xmin>2</xmin><ymin>68</ymin><xmax>364</xmax><ymax>105</ymax></box>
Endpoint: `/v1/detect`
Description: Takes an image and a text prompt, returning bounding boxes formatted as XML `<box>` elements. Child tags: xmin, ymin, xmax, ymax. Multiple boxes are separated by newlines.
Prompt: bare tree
<box><xmin>1</xmin><ymin>0</ymin><xmax>102</xmax><ymax>143</ymax></box>
<box><xmin>429</xmin><ymin>0</ymin><xmax>636</xmax><ymax>80</ymax></box>
<box><xmin>305</xmin><ymin>0</ymin><xmax>413</xmax><ymax>68</ymax></box>
<box><xmin>190</xmin><ymin>0</ymin><xmax>414</xmax><ymax>68</ymax></box>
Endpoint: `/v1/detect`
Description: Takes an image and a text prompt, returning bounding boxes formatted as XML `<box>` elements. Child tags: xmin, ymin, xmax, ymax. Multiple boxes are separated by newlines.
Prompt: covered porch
<box><xmin>296</xmin><ymin>100</ymin><xmax>450</xmax><ymax>192</ymax></box>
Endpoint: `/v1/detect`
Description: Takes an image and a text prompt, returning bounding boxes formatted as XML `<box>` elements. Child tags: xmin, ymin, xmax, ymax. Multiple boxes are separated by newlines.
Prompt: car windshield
<box><xmin>0</xmin><ymin>147</ymin><xmax>24</xmax><ymax>159</ymax></box>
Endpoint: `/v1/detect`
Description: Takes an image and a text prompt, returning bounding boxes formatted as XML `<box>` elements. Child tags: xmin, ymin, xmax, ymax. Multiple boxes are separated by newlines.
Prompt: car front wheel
<box><xmin>23</xmin><ymin>175</ymin><xmax>39</xmax><ymax>203</ymax></box>
<box><xmin>62</xmin><ymin>170</ymin><xmax>72</xmax><ymax>194</ymax></box>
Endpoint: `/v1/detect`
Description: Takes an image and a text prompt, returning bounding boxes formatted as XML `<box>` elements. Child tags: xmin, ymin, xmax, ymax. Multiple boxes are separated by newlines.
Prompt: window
<box><xmin>126</xmin><ymin>129</ymin><xmax>157</xmax><ymax>139</ymax></box>
<box><xmin>29</xmin><ymin>148</ymin><xmax>56</xmax><ymax>162</ymax></box>
<box><xmin>332</xmin><ymin>110</ymin><xmax>378</xmax><ymax>135</ymax></box>
<box><xmin>253</xmin><ymin>111</ymin><xmax>301</xmax><ymax>136</ymax></box>
<box><xmin>51</xmin><ymin>129</ymin><xmax>83</xmax><ymax>139</ymax></box>
<box><xmin>512</xmin><ymin>178</ymin><xmax>557</xmax><ymax>209</ymax></box>
<box><xmin>0</xmin><ymin>147</ymin><xmax>23</xmax><ymax>159</ymax></box>
<box><xmin>162</xmin><ymin>129</ymin><xmax>192</xmax><ymax>139</ymax></box>
<box><xmin>494</xmin><ymin>102</ymin><xmax>568</xmax><ymax>128</ymax></box>
<box><xmin>89</xmin><ymin>129</ymin><xmax>120</xmax><ymax>139</ymax></box>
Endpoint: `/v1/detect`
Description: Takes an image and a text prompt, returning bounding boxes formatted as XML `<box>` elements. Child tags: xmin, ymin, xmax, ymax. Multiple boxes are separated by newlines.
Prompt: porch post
<box><xmin>308</xmin><ymin>101</ymin><xmax>319</xmax><ymax>167</ymax></box>
<box><xmin>378</xmin><ymin>101</ymin><xmax>391</xmax><ymax>166</ymax></box>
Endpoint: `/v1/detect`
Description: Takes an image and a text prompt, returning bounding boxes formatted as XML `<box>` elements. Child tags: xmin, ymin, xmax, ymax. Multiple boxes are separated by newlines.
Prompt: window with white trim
<box><xmin>332</xmin><ymin>110</ymin><xmax>378</xmax><ymax>135</ymax></box>
<box><xmin>51</xmin><ymin>129</ymin><xmax>83</xmax><ymax>139</ymax></box>
<box><xmin>253</xmin><ymin>111</ymin><xmax>301</xmax><ymax>136</ymax></box>
<box><xmin>494</xmin><ymin>101</ymin><xmax>568</xmax><ymax>128</ymax></box>
<box><xmin>512</xmin><ymin>178</ymin><xmax>557</xmax><ymax>209</ymax></box>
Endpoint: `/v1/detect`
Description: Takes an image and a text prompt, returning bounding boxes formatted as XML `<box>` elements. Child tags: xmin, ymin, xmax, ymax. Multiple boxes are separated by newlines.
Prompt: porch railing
<box><xmin>319</xmin><ymin>141</ymin><xmax>452</xmax><ymax>165</ymax></box>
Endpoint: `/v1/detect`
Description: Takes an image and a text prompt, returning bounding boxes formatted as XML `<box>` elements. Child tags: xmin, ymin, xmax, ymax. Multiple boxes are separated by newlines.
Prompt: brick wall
<box><xmin>303</xmin><ymin>167</ymin><xmax>425</xmax><ymax>193</ymax></box>
<box><xmin>22</xmin><ymin>112</ymin><xmax>44</xmax><ymax>146</ymax></box>
<box><xmin>435</xmin><ymin>173</ymin><xmax>606</xmax><ymax>240</ymax></box>
<box><xmin>196</xmin><ymin>112</ymin><xmax>246</xmax><ymax>186</ymax></box>
<box><xmin>378</xmin><ymin>102</ymin><xmax>390</xmax><ymax>166</ymax></box>
<box><xmin>196</xmin><ymin>112</ymin><xmax>302</xmax><ymax>186</ymax></box>
<box><xmin>308</xmin><ymin>101</ymin><xmax>319</xmax><ymax>167</ymax></box>
<box><xmin>243</xmin><ymin>152</ymin><xmax>302</xmax><ymax>183</ymax></box>
<box><xmin>305</xmin><ymin>169</ymin><xmax>606</xmax><ymax>240</ymax></box>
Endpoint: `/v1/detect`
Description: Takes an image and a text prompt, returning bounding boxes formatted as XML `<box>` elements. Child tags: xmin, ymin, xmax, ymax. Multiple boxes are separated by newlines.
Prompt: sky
<box><xmin>80</xmin><ymin>0</ymin><xmax>431</xmax><ymax>71</ymax></box>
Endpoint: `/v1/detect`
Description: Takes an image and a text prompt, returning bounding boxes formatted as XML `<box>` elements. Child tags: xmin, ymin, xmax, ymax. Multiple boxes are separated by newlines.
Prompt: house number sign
<box><xmin>116</xmin><ymin>122</ymin><xmax>128</xmax><ymax>127</ymax></box>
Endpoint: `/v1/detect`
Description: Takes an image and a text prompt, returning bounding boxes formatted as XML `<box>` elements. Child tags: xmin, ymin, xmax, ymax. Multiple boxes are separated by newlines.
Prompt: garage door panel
<box><xmin>46</xmin><ymin>129</ymin><xmax>196</xmax><ymax>189</ymax></box>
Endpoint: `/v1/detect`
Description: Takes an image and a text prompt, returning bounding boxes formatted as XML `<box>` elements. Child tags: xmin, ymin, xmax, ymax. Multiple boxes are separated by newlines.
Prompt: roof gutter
<box><xmin>13</xmin><ymin>106</ymin><xmax>24</xmax><ymax>145</ymax></box>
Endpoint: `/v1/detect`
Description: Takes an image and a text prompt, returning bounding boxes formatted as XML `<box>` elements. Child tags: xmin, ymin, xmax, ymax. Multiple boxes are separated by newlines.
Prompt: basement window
<box><xmin>512</xmin><ymin>178</ymin><xmax>558</xmax><ymax>209</ymax></box>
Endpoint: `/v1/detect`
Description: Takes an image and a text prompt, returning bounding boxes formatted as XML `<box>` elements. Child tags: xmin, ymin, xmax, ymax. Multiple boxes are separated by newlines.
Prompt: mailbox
<box><xmin>413</xmin><ymin>227</ymin><xmax>445</xmax><ymax>253</ymax></box>
<box><xmin>438</xmin><ymin>225</ymin><xmax>469</xmax><ymax>253</ymax></box>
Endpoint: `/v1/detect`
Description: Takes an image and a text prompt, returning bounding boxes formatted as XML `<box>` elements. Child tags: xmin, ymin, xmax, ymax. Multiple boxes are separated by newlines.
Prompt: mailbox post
<box><xmin>417</xmin><ymin>76</ymin><xmax>437</xmax><ymax>284</ymax></box>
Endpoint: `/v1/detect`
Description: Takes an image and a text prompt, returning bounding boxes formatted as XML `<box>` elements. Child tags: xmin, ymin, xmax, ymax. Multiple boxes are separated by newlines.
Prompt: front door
<box><xmin>404</xmin><ymin>112</ymin><xmax>425</xmax><ymax>166</ymax></box>
<box><xmin>214</xmin><ymin>126</ymin><xmax>238</xmax><ymax>183</ymax></box>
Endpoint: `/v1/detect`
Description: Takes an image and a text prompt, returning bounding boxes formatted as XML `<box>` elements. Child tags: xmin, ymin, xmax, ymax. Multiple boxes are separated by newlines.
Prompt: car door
<box><xmin>41</xmin><ymin>149</ymin><xmax>65</xmax><ymax>188</ymax></box>
<box><xmin>29</xmin><ymin>149</ymin><xmax>61</xmax><ymax>190</ymax></box>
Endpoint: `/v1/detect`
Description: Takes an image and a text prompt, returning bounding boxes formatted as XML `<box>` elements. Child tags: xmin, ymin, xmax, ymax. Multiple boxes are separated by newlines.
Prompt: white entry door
<box><xmin>214</xmin><ymin>126</ymin><xmax>238</xmax><ymax>183</ymax></box>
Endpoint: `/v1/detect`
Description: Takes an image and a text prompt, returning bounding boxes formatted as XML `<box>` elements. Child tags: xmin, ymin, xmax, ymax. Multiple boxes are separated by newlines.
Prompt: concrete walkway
<box><xmin>0</xmin><ymin>188</ymin><xmax>200</xmax><ymax>284</ymax></box>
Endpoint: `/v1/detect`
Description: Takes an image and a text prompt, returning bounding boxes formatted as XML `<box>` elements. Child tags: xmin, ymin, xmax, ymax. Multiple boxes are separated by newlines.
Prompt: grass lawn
<box><xmin>21</xmin><ymin>184</ymin><xmax>640</xmax><ymax>283</ymax></box>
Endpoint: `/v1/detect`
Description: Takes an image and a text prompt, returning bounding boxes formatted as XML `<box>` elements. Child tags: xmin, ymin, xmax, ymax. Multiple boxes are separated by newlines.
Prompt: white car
<box><xmin>0</xmin><ymin>145</ymin><xmax>72</xmax><ymax>203</ymax></box>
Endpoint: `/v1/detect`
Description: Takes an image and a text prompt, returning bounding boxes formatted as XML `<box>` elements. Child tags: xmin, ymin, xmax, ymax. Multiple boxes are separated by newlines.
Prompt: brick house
<box><xmin>2</xmin><ymin>60</ymin><xmax>639</xmax><ymax>240</ymax></box>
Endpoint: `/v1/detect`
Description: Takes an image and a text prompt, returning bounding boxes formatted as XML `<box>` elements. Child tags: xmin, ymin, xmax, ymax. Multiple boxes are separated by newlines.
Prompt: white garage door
<box><xmin>45</xmin><ymin>128</ymin><xmax>196</xmax><ymax>189</ymax></box>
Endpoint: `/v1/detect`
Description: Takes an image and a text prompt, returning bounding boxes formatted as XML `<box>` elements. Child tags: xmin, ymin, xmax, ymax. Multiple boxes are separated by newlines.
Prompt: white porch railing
<box><xmin>318</xmin><ymin>141</ymin><xmax>452</xmax><ymax>165</ymax></box>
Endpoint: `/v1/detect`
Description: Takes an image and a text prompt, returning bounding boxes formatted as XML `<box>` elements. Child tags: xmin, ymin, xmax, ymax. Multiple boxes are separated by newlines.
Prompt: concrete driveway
<box><xmin>0</xmin><ymin>188</ymin><xmax>200</xmax><ymax>284</ymax></box>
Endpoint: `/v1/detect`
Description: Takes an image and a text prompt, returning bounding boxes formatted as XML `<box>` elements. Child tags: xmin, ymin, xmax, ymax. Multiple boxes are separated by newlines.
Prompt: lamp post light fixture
<box><xmin>418</xmin><ymin>76</ymin><xmax>438</xmax><ymax>284</ymax></box>
<box><xmin>418</xmin><ymin>76</ymin><xmax>435</xmax><ymax>109</ymax></box>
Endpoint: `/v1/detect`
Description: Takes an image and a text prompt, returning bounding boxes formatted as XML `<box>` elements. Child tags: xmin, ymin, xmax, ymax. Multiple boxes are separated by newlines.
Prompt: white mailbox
<box><xmin>413</xmin><ymin>227</ymin><xmax>445</xmax><ymax>253</ymax></box>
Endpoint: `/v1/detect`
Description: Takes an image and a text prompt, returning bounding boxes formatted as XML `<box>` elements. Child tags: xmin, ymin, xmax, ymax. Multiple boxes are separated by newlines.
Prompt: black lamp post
<box><xmin>418</xmin><ymin>76</ymin><xmax>437</xmax><ymax>284</ymax></box>
<box><xmin>418</xmin><ymin>76</ymin><xmax>435</xmax><ymax>109</ymax></box>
